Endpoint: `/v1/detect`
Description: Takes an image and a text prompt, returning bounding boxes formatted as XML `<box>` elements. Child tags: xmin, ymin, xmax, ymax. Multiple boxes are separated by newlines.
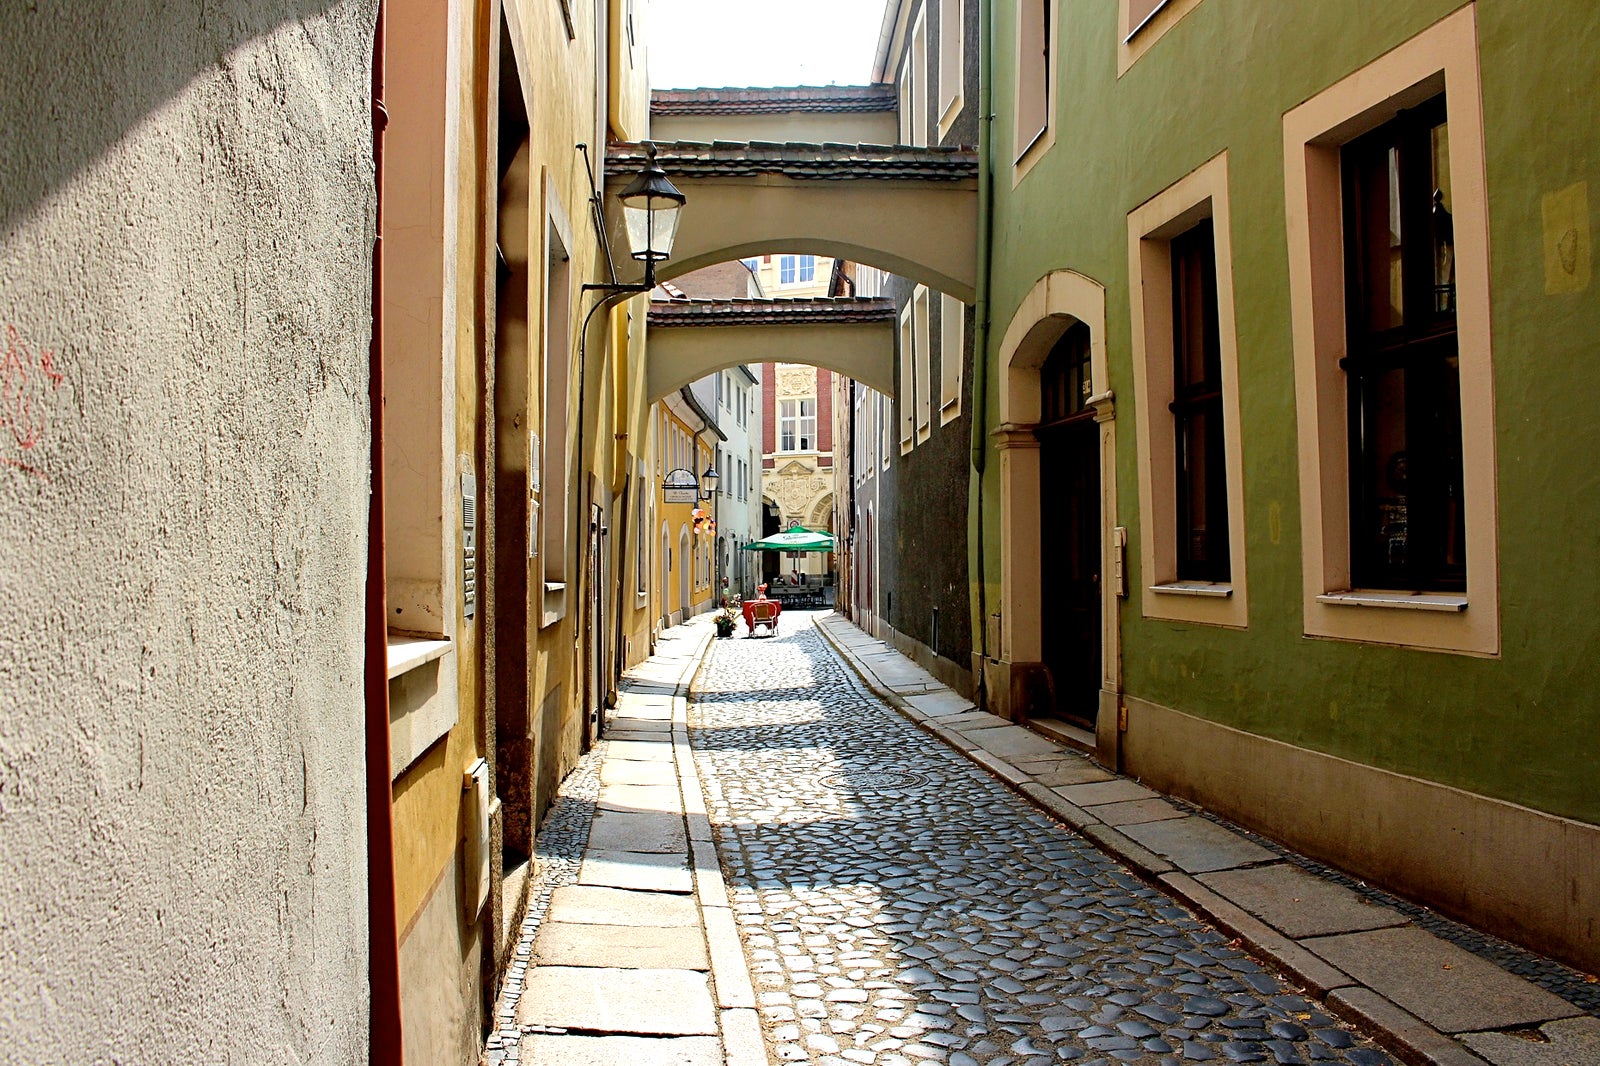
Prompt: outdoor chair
<box><xmin>748</xmin><ymin>599</ymin><xmax>779</xmax><ymax>637</ymax></box>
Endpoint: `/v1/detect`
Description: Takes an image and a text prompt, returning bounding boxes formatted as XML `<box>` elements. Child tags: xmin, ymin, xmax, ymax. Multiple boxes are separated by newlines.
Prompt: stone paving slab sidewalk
<box><xmin>497</xmin><ymin>616</ymin><xmax>768</xmax><ymax>1066</ymax></box>
<box><xmin>813</xmin><ymin>613</ymin><xmax>1600</xmax><ymax>1066</ymax></box>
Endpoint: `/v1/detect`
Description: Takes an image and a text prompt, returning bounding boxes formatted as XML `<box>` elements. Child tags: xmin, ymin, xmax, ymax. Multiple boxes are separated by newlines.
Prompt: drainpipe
<box><xmin>969</xmin><ymin>0</ymin><xmax>996</xmax><ymax>711</ymax></box>
<box><xmin>365</xmin><ymin>2</ymin><xmax>405</xmax><ymax>1060</ymax></box>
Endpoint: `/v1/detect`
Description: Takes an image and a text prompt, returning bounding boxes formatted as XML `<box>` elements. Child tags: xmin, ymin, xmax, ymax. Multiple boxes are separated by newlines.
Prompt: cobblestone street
<box><xmin>690</xmin><ymin>612</ymin><xmax>1395</xmax><ymax>1066</ymax></box>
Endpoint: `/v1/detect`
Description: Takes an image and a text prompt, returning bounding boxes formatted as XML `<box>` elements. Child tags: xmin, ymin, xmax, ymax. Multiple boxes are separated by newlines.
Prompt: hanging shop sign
<box><xmin>662</xmin><ymin>467</ymin><xmax>699</xmax><ymax>504</ymax></box>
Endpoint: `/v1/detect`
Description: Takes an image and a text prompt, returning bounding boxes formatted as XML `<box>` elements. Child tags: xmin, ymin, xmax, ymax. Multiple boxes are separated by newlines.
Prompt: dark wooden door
<box><xmin>1037</xmin><ymin>322</ymin><xmax>1101</xmax><ymax>728</ymax></box>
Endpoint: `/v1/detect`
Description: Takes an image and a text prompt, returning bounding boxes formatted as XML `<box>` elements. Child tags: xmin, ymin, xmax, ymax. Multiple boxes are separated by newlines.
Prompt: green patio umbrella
<box><xmin>741</xmin><ymin>525</ymin><xmax>836</xmax><ymax>552</ymax></box>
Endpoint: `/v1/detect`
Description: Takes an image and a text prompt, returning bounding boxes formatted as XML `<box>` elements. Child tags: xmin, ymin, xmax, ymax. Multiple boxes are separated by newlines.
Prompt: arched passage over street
<box><xmin>606</xmin><ymin>142</ymin><xmax>978</xmax><ymax>303</ymax></box>
<box><xmin>646</xmin><ymin>297</ymin><xmax>896</xmax><ymax>402</ymax></box>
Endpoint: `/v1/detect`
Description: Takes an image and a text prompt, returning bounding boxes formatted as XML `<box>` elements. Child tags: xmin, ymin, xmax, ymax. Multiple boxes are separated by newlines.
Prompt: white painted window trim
<box><xmin>899</xmin><ymin>305</ymin><xmax>915</xmax><ymax>454</ymax></box>
<box><xmin>539</xmin><ymin>173</ymin><xmax>574</xmax><ymax>628</ymax></box>
<box><xmin>914</xmin><ymin>286</ymin><xmax>932</xmax><ymax>441</ymax></box>
<box><xmin>1127</xmin><ymin>151</ymin><xmax>1249</xmax><ymax>629</ymax></box>
<box><xmin>1282</xmin><ymin>5</ymin><xmax>1499</xmax><ymax>656</ymax></box>
<box><xmin>911</xmin><ymin>8</ymin><xmax>929</xmax><ymax>148</ymax></box>
<box><xmin>897</xmin><ymin>63</ymin><xmax>912</xmax><ymax>145</ymax></box>
<box><xmin>777</xmin><ymin>253</ymin><xmax>816</xmax><ymax>287</ymax></box>
<box><xmin>938</xmin><ymin>0</ymin><xmax>965</xmax><ymax>139</ymax></box>
<box><xmin>940</xmin><ymin>294</ymin><xmax>965</xmax><ymax>423</ymax></box>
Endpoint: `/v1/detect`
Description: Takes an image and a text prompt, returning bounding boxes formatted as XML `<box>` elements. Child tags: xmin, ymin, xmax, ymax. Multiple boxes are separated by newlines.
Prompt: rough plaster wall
<box><xmin>0</xmin><ymin>2</ymin><xmax>377</xmax><ymax>1061</ymax></box>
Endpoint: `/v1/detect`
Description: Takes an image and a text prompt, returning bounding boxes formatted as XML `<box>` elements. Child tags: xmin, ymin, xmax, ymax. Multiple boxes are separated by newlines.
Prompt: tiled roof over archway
<box><xmin>647</xmin><ymin>297</ymin><xmax>895</xmax><ymax>327</ymax></box>
<box><xmin>608</xmin><ymin>141</ymin><xmax>978</xmax><ymax>182</ymax></box>
<box><xmin>650</xmin><ymin>85</ymin><xmax>898</xmax><ymax>116</ymax></box>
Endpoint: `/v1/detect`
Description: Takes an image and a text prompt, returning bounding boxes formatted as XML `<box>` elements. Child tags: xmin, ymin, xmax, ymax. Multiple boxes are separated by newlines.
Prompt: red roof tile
<box><xmin>651</xmin><ymin>85</ymin><xmax>898</xmax><ymax>116</ymax></box>
<box><xmin>648</xmin><ymin>297</ymin><xmax>896</xmax><ymax>327</ymax></box>
<box><xmin>609</xmin><ymin>141</ymin><xmax>977</xmax><ymax>183</ymax></box>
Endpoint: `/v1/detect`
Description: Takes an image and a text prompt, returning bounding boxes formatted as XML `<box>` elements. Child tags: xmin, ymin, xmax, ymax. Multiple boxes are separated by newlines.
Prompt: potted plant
<box><xmin>715</xmin><ymin>595</ymin><xmax>739</xmax><ymax>638</ymax></box>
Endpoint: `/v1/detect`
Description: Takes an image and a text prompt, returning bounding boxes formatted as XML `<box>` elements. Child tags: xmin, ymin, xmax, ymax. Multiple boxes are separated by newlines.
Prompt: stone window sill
<box><xmin>1316</xmin><ymin>590</ymin><xmax>1467</xmax><ymax>613</ymax></box>
<box><xmin>387</xmin><ymin>633</ymin><xmax>456</xmax><ymax>779</ymax></box>
<box><xmin>386</xmin><ymin>634</ymin><xmax>451</xmax><ymax>680</ymax></box>
<box><xmin>541</xmin><ymin>582</ymin><xmax>568</xmax><ymax>629</ymax></box>
<box><xmin>1151</xmin><ymin>581</ymin><xmax>1233</xmax><ymax>599</ymax></box>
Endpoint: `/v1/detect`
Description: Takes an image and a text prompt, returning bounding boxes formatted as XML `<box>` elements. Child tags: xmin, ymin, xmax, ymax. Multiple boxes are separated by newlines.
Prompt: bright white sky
<box><xmin>646</xmin><ymin>0</ymin><xmax>889</xmax><ymax>89</ymax></box>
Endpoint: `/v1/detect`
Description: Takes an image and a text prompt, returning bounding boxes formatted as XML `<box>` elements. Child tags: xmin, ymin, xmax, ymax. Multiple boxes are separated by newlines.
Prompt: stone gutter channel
<box><xmin>810</xmin><ymin>612</ymin><xmax>1600</xmax><ymax>1066</ymax></box>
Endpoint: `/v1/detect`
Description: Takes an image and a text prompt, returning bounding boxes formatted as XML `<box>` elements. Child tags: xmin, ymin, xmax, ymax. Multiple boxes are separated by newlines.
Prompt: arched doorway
<box><xmin>661</xmin><ymin>522</ymin><xmax>671</xmax><ymax>628</ymax></box>
<box><xmin>1037</xmin><ymin>323</ymin><xmax>1101</xmax><ymax>727</ymax></box>
<box><xmin>993</xmin><ymin>271</ymin><xmax>1120</xmax><ymax>748</ymax></box>
<box><xmin>678</xmin><ymin>527</ymin><xmax>691</xmax><ymax>622</ymax></box>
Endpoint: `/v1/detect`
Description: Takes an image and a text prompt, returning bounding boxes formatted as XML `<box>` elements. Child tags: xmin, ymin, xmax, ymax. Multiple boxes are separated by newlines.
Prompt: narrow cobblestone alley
<box><xmin>689</xmin><ymin>613</ymin><xmax>1395</xmax><ymax>1066</ymax></box>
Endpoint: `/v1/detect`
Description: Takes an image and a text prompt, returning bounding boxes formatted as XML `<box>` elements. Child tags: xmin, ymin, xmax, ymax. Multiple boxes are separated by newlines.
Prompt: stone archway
<box><xmin>605</xmin><ymin>142</ymin><xmax>978</xmax><ymax>303</ymax></box>
<box><xmin>991</xmin><ymin>270</ymin><xmax>1121</xmax><ymax>758</ymax></box>
<box><xmin>807</xmin><ymin>493</ymin><xmax>835</xmax><ymax>532</ymax></box>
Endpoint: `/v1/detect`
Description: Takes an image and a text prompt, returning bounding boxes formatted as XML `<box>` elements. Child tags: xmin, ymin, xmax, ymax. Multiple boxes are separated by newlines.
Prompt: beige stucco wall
<box><xmin>0</xmin><ymin>2</ymin><xmax>376</xmax><ymax>1061</ymax></box>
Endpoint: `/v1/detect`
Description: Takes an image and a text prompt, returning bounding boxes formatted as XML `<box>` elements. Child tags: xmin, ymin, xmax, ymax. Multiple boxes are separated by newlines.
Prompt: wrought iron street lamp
<box><xmin>584</xmin><ymin>143</ymin><xmax>687</xmax><ymax>295</ymax></box>
<box><xmin>699</xmin><ymin>464</ymin><xmax>721</xmax><ymax>502</ymax></box>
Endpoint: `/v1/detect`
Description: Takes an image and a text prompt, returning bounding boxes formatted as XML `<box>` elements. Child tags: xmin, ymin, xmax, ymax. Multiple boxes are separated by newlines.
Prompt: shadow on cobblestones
<box><xmin>689</xmin><ymin>613</ymin><xmax>1397</xmax><ymax>1066</ymax></box>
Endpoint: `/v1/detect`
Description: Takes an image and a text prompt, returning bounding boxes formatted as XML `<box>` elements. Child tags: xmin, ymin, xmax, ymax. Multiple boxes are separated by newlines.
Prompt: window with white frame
<box><xmin>914</xmin><ymin>286</ymin><xmax>932</xmax><ymax>438</ymax></box>
<box><xmin>635</xmin><ymin>474</ymin><xmax>647</xmax><ymax>594</ymax></box>
<box><xmin>540</xmin><ymin>207</ymin><xmax>572</xmax><ymax>601</ymax></box>
<box><xmin>899</xmin><ymin>306</ymin><xmax>915</xmax><ymax>453</ymax></box>
<box><xmin>778</xmin><ymin>254</ymin><xmax>816</xmax><ymax>286</ymax></box>
<box><xmin>780</xmin><ymin>398</ymin><xmax>817</xmax><ymax>452</ymax></box>
<box><xmin>940</xmin><ymin>294</ymin><xmax>965</xmax><ymax>420</ymax></box>
<box><xmin>880</xmin><ymin>393</ymin><xmax>891</xmax><ymax>468</ymax></box>
<box><xmin>898</xmin><ymin>63</ymin><xmax>912</xmax><ymax>144</ymax></box>
<box><xmin>911</xmin><ymin>10</ymin><xmax>928</xmax><ymax>148</ymax></box>
<box><xmin>1282</xmin><ymin>7</ymin><xmax>1497</xmax><ymax>654</ymax></box>
<box><xmin>939</xmin><ymin>0</ymin><xmax>964</xmax><ymax>131</ymax></box>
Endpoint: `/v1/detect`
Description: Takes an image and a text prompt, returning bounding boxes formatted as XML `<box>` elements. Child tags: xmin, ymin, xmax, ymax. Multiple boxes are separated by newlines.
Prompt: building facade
<box><xmin>979</xmin><ymin>0</ymin><xmax>1600</xmax><ymax>974</ymax></box>
<box><xmin>761</xmin><ymin>362</ymin><xmax>837</xmax><ymax>584</ymax></box>
<box><xmin>0</xmin><ymin>0</ymin><xmax>667</xmax><ymax>1058</ymax></box>
<box><xmin>853</xmin><ymin>0</ymin><xmax>981</xmax><ymax>694</ymax></box>
<box><xmin>654</xmin><ymin>389</ymin><xmax>720</xmax><ymax>627</ymax></box>
<box><xmin>713</xmin><ymin>364</ymin><xmax>765</xmax><ymax>597</ymax></box>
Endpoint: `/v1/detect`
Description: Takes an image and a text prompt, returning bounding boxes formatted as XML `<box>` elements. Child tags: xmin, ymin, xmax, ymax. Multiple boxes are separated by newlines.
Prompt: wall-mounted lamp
<box><xmin>699</xmin><ymin>464</ymin><xmax>720</xmax><ymax>502</ymax></box>
<box><xmin>584</xmin><ymin>144</ymin><xmax>687</xmax><ymax>296</ymax></box>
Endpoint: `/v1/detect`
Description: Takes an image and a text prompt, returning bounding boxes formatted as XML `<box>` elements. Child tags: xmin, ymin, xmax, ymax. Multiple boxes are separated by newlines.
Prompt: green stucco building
<box><xmin>973</xmin><ymin>0</ymin><xmax>1599</xmax><ymax>973</ymax></box>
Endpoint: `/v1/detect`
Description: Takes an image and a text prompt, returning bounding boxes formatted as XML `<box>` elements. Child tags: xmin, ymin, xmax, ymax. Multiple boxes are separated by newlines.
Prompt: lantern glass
<box><xmin>622</xmin><ymin>196</ymin><xmax>682</xmax><ymax>262</ymax></box>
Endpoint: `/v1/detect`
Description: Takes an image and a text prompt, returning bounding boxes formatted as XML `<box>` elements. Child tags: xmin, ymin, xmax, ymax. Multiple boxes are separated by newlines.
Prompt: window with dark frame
<box><xmin>1040</xmin><ymin>321</ymin><xmax>1092</xmax><ymax>426</ymax></box>
<box><xmin>1341</xmin><ymin>94</ymin><xmax>1464</xmax><ymax>593</ymax></box>
<box><xmin>1169</xmin><ymin>218</ymin><xmax>1230</xmax><ymax>582</ymax></box>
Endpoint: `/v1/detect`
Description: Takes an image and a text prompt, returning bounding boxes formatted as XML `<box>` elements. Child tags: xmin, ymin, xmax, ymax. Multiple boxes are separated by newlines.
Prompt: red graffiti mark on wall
<box><xmin>1</xmin><ymin>323</ymin><xmax>65</xmax><ymax>477</ymax></box>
